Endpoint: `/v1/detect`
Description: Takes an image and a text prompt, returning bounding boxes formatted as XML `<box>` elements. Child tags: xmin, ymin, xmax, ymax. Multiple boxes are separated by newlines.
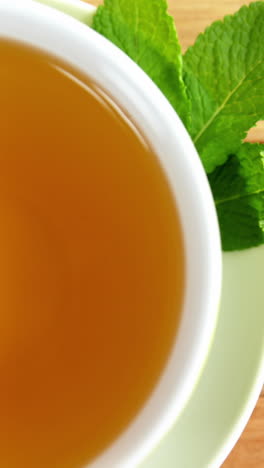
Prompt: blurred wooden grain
<box><xmin>86</xmin><ymin>1</ymin><xmax>263</xmax><ymax>466</ymax></box>
<box><xmin>222</xmin><ymin>395</ymin><xmax>264</xmax><ymax>468</ymax></box>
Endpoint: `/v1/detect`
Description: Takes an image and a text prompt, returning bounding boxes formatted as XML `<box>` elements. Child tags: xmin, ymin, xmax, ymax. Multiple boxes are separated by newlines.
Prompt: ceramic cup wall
<box><xmin>0</xmin><ymin>1</ymin><xmax>222</xmax><ymax>466</ymax></box>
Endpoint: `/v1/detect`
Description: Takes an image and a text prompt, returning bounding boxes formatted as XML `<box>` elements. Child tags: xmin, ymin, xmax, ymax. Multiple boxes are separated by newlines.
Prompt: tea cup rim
<box><xmin>0</xmin><ymin>1</ymin><xmax>222</xmax><ymax>466</ymax></box>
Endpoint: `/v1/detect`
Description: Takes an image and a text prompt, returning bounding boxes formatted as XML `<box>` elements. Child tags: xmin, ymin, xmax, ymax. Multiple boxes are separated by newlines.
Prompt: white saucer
<box><xmin>141</xmin><ymin>246</ymin><xmax>264</xmax><ymax>467</ymax></box>
<box><xmin>33</xmin><ymin>2</ymin><xmax>264</xmax><ymax>466</ymax></box>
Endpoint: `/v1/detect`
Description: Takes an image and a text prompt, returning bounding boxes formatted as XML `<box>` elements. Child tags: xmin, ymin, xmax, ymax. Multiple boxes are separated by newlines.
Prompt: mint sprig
<box><xmin>93</xmin><ymin>0</ymin><xmax>190</xmax><ymax>126</ymax></box>
<box><xmin>183</xmin><ymin>2</ymin><xmax>264</xmax><ymax>173</ymax></box>
<box><xmin>93</xmin><ymin>1</ymin><xmax>264</xmax><ymax>251</ymax></box>
<box><xmin>209</xmin><ymin>143</ymin><xmax>264</xmax><ymax>250</ymax></box>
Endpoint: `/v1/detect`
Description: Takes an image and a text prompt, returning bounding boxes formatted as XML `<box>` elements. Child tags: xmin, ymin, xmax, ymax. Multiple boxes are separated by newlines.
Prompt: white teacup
<box><xmin>0</xmin><ymin>1</ymin><xmax>222</xmax><ymax>466</ymax></box>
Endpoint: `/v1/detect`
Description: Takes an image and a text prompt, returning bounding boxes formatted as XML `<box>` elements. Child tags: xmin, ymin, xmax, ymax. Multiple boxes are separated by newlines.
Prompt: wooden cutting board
<box><xmin>86</xmin><ymin>1</ymin><xmax>263</xmax><ymax>466</ymax></box>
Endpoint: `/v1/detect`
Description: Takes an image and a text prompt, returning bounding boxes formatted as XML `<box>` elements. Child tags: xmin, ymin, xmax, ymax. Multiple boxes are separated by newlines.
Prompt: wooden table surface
<box><xmin>85</xmin><ymin>1</ymin><xmax>264</xmax><ymax>466</ymax></box>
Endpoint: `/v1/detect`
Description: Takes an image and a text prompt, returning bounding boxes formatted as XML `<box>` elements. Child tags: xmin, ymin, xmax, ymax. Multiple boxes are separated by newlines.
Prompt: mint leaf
<box><xmin>92</xmin><ymin>0</ymin><xmax>264</xmax><ymax>252</ymax></box>
<box><xmin>183</xmin><ymin>2</ymin><xmax>264</xmax><ymax>173</ymax></box>
<box><xmin>209</xmin><ymin>143</ymin><xmax>264</xmax><ymax>251</ymax></box>
<box><xmin>92</xmin><ymin>0</ymin><xmax>190</xmax><ymax>125</ymax></box>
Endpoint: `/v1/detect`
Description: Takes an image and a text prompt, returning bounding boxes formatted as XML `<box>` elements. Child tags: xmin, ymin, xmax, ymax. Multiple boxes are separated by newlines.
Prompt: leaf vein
<box><xmin>215</xmin><ymin>186</ymin><xmax>264</xmax><ymax>206</ymax></box>
<box><xmin>193</xmin><ymin>59</ymin><xmax>263</xmax><ymax>143</ymax></box>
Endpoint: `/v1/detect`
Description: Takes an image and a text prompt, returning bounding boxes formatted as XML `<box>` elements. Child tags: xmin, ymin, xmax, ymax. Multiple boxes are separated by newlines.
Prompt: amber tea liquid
<box><xmin>0</xmin><ymin>40</ymin><xmax>185</xmax><ymax>468</ymax></box>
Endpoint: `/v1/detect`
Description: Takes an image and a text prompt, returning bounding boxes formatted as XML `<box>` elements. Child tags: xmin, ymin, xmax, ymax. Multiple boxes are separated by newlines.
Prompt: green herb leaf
<box><xmin>93</xmin><ymin>0</ymin><xmax>264</xmax><ymax>252</ymax></box>
<box><xmin>92</xmin><ymin>0</ymin><xmax>190</xmax><ymax>126</ymax></box>
<box><xmin>183</xmin><ymin>2</ymin><xmax>264</xmax><ymax>173</ymax></box>
<box><xmin>209</xmin><ymin>143</ymin><xmax>264</xmax><ymax>251</ymax></box>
